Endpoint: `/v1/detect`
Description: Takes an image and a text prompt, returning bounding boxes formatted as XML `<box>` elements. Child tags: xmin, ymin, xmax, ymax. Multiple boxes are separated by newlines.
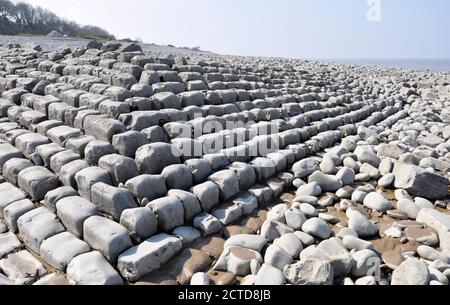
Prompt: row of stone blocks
<box><xmin>0</xmin><ymin>93</ymin><xmax>404</xmax><ymax>282</ymax></box>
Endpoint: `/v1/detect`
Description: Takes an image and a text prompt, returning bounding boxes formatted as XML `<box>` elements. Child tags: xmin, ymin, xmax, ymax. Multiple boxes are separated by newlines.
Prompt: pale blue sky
<box><xmin>18</xmin><ymin>0</ymin><xmax>450</xmax><ymax>59</ymax></box>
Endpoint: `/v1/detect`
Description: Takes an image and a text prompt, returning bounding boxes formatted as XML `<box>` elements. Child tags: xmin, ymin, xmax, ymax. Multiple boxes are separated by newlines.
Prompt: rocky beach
<box><xmin>0</xmin><ymin>35</ymin><xmax>450</xmax><ymax>286</ymax></box>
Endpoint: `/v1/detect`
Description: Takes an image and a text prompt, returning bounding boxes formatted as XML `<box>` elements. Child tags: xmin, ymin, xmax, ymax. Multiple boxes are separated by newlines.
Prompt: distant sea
<box><xmin>317</xmin><ymin>58</ymin><xmax>450</xmax><ymax>72</ymax></box>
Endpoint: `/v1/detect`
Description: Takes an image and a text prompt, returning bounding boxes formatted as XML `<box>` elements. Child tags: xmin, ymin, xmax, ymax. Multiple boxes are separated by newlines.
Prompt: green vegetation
<box><xmin>0</xmin><ymin>0</ymin><xmax>115</xmax><ymax>40</ymax></box>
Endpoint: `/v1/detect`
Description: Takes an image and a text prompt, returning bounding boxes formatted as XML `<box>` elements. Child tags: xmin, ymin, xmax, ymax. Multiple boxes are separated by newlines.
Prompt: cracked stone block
<box><xmin>0</xmin><ymin>143</ymin><xmax>23</xmax><ymax>171</ymax></box>
<box><xmin>40</xmin><ymin>232</ymin><xmax>90</xmax><ymax>271</ymax></box>
<box><xmin>117</xmin><ymin>233</ymin><xmax>183</xmax><ymax>282</ymax></box>
<box><xmin>119</xmin><ymin>207</ymin><xmax>158</xmax><ymax>243</ymax></box>
<box><xmin>146</xmin><ymin>196</ymin><xmax>185</xmax><ymax>231</ymax></box>
<box><xmin>50</xmin><ymin>150</ymin><xmax>81</xmax><ymax>174</ymax></box>
<box><xmin>56</xmin><ymin>196</ymin><xmax>98</xmax><ymax>238</ymax></box>
<box><xmin>98</xmin><ymin>154</ymin><xmax>139</xmax><ymax>186</ymax></box>
<box><xmin>191</xmin><ymin>181</ymin><xmax>220</xmax><ymax>212</ymax></box>
<box><xmin>84</xmin><ymin>140</ymin><xmax>115</xmax><ymax>165</ymax></box>
<box><xmin>67</xmin><ymin>251</ymin><xmax>123</xmax><ymax>285</ymax></box>
<box><xmin>91</xmin><ymin>182</ymin><xmax>138</xmax><ymax>220</ymax></box>
<box><xmin>167</xmin><ymin>189</ymin><xmax>202</xmax><ymax>222</ymax></box>
<box><xmin>2</xmin><ymin>158</ymin><xmax>32</xmax><ymax>185</ymax></box>
<box><xmin>135</xmin><ymin>143</ymin><xmax>181</xmax><ymax>174</ymax></box>
<box><xmin>0</xmin><ymin>232</ymin><xmax>22</xmax><ymax>258</ymax></box>
<box><xmin>18</xmin><ymin>166</ymin><xmax>59</xmax><ymax>201</ymax></box>
<box><xmin>3</xmin><ymin>199</ymin><xmax>34</xmax><ymax>233</ymax></box>
<box><xmin>83</xmin><ymin>216</ymin><xmax>133</xmax><ymax>263</ymax></box>
<box><xmin>0</xmin><ymin>250</ymin><xmax>47</xmax><ymax>285</ymax></box>
<box><xmin>208</xmin><ymin>170</ymin><xmax>240</xmax><ymax>201</ymax></box>
<box><xmin>193</xmin><ymin>212</ymin><xmax>222</xmax><ymax>235</ymax></box>
<box><xmin>125</xmin><ymin>174</ymin><xmax>167</xmax><ymax>204</ymax></box>
<box><xmin>74</xmin><ymin>166</ymin><xmax>112</xmax><ymax>201</ymax></box>
<box><xmin>112</xmin><ymin>131</ymin><xmax>148</xmax><ymax>158</ymax></box>
<box><xmin>0</xmin><ymin>183</ymin><xmax>27</xmax><ymax>218</ymax></box>
<box><xmin>17</xmin><ymin>207</ymin><xmax>65</xmax><ymax>254</ymax></box>
<box><xmin>15</xmin><ymin>133</ymin><xmax>50</xmax><ymax>158</ymax></box>
<box><xmin>42</xmin><ymin>186</ymin><xmax>78</xmax><ymax>212</ymax></box>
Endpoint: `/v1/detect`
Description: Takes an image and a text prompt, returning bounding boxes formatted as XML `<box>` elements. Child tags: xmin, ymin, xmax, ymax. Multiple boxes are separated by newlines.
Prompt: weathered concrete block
<box><xmin>56</xmin><ymin>196</ymin><xmax>98</xmax><ymax>238</ymax></box>
<box><xmin>40</xmin><ymin>232</ymin><xmax>90</xmax><ymax>271</ymax></box>
<box><xmin>17</xmin><ymin>207</ymin><xmax>65</xmax><ymax>254</ymax></box>
<box><xmin>83</xmin><ymin>216</ymin><xmax>132</xmax><ymax>263</ymax></box>
<box><xmin>15</xmin><ymin>133</ymin><xmax>50</xmax><ymax>157</ymax></box>
<box><xmin>208</xmin><ymin>170</ymin><xmax>240</xmax><ymax>201</ymax></box>
<box><xmin>0</xmin><ymin>231</ymin><xmax>22</xmax><ymax>258</ymax></box>
<box><xmin>50</xmin><ymin>150</ymin><xmax>81</xmax><ymax>174</ymax></box>
<box><xmin>18</xmin><ymin>166</ymin><xmax>59</xmax><ymax>201</ymax></box>
<box><xmin>47</xmin><ymin>126</ymin><xmax>82</xmax><ymax>146</ymax></box>
<box><xmin>98</xmin><ymin>154</ymin><xmax>139</xmax><ymax>186</ymax></box>
<box><xmin>91</xmin><ymin>182</ymin><xmax>138</xmax><ymax>220</ymax></box>
<box><xmin>184</xmin><ymin>159</ymin><xmax>212</xmax><ymax>184</ymax></box>
<box><xmin>193</xmin><ymin>212</ymin><xmax>222</xmax><ymax>235</ymax></box>
<box><xmin>74</xmin><ymin>166</ymin><xmax>112</xmax><ymax>200</ymax></box>
<box><xmin>146</xmin><ymin>196</ymin><xmax>185</xmax><ymax>231</ymax></box>
<box><xmin>117</xmin><ymin>233</ymin><xmax>182</xmax><ymax>282</ymax></box>
<box><xmin>125</xmin><ymin>174</ymin><xmax>167</xmax><ymax>204</ymax></box>
<box><xmin>112</xmin><ymin>131</ymin><xmax>148</xmax><ymax>158</ymax></box>
<box><xmin>2</xmin><ymin>158</ymin><xmax>32</xmax><ymax>185</ymax></box>
<box><xmin>67</xmin><ymin>251</ymin><xmax>123</xmax><ymax>285</ymax></box>
<box><xmin>84</xmin><ymin>116</ymin><xmax>127</xmax><ymax>142</ymax></box>
<box><xmin>34</xmin><ymin>143</ymin><xmax>65</xmax><ymax>167</ymax></box>
<box><xmin>191</xmin><ymin>181</ymin><xmax>220</xmax><ymax>212</ymax></box>
<box><xmin>161</xmin><ymin>164</ymin><xmax>193</xmax><ymax>191</ymax></box>
<box><xmin>59</xmin><ymin>159</ymin><xmax>89</xmax><ymax>188</ymax></box>
<box><xmin>120</xmin><ymin>207</ymin><xmax>158</xmax><ymax>242</ymax></box>
<box><xmin>0</xmin><ymin>250</ymin><xmax>47</xmax><ymax>285</ymax></box>
<box><xmin>135</xmin><ymin>143</ymin><xmax>181</xmax><ymax>174</ymax></box>
<box><xmin>42</xmin><ymin>186</ymin><xmax>78</xmax><ymax>212</ymax></box>
<box><xmin>0</xmin><ymin>183</ymin><xmax>27</xmax><ymax>218</ymax></box>
<box><xmin>167</xmin><ymin>189</ymin><xmax>202</xmax><ymax>222</ymax></box>
<box><xmin>3</xmin><ymin>199</ymin><xmax>34</xmax><ymax>233</ymax></box>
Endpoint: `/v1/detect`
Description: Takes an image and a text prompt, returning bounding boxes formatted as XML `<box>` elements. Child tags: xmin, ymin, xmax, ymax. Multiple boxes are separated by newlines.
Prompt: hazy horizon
<box><xmin>13</xmin><ymin>0</ymin><xmax>450</xmax><ymax>60</ymax></box>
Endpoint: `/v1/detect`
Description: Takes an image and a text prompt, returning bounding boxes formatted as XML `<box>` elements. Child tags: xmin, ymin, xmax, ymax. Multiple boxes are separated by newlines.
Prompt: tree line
<box><xmin>0</xmin><ymin>0</ymin><xmax>115</xmax><ymax>40</ymax></box>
